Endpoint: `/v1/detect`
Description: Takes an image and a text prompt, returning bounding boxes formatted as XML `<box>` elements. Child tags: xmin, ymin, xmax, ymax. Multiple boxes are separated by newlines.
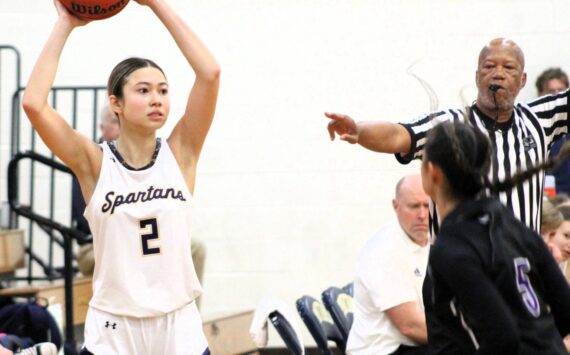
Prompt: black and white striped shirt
<box><xmin>396</xmin><ymin>90</ymin><xmax>570</xmax><ymax>235</ymax></box>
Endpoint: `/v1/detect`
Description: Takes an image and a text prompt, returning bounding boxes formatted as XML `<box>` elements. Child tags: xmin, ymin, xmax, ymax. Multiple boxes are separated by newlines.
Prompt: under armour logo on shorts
<box><xmin>105</xmin><ymin>321</ymin><xmax>117</xmax><ymax>329</ymax></box>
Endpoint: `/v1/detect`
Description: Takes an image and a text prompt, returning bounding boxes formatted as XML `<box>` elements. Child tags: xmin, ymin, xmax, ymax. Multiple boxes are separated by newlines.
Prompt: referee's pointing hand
<box><xmin>325</xmin><ymin>112</ymin><xmax>359</xmax><ymax>143</ymax></box>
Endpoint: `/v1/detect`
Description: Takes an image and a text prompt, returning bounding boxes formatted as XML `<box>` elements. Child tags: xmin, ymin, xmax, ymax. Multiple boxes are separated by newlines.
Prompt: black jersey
<box><xmin>424</xmin><ymin>197</ymin><xmax>570</xmax><ymax>354</ymax></box>
<box><xmin>395</xmin><ymin>91</ymin><xmax>570</xmax><ymax>235</ymax></box>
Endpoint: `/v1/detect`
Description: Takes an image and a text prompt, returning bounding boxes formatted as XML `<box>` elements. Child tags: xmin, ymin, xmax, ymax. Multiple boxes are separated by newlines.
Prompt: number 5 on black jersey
<box><xmin>139</xmin><ymin>218</ymin><xmax>161</xmax><ymax>256</ymax></box>
<box><xmin>514</xmin><ymin>257</ymin><xmax>540</xmax><ymax>317</ymax></box>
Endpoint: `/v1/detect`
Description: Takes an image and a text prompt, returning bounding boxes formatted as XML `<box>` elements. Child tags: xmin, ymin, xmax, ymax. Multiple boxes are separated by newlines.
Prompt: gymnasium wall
<box><xmin>0</xmin><ymin>0</ymin><xmax>568</xmax><ymax>346</ymax></box>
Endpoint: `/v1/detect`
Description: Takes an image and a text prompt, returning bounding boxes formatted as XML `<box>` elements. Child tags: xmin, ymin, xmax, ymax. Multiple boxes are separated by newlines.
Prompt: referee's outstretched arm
<box><xmin>325</xmin><ymin>111</ymin><xmax>411</xmax><ymax>154</ymax></box>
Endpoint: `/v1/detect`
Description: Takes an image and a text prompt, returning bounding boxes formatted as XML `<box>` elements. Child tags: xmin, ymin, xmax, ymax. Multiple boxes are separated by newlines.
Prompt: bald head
<box><xmin>395</xmin><ymin>174</ymin><xmax>423</xmax><ymax>199</ymax></box>
<box><xmin>478</xmin><ymin>38</ymin><xmax>525</xmax><ymax>70</ymax></box>
<box><xmin>100</xmin><ymin>105</ymin><xmax>120</xmax><ymax>142</ymax></box>
<box><xmin>393</xmin><ymin>174</ymin><xmax>429</xmax><ymax>246</ymax></box>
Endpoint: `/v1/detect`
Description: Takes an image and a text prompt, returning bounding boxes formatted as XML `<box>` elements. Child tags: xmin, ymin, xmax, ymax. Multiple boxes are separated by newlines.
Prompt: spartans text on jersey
<box><xmin>101</xmin><ymin>186</ymin><xmax>186</xmax><ymax>214</ymax></box>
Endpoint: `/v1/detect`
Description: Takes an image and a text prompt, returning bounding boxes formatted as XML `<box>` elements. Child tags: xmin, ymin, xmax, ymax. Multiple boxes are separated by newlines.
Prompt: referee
<box><xmin>326</xmin><ymin>38</ymin><xmax>569</xmax><ymax>235</ymax></box>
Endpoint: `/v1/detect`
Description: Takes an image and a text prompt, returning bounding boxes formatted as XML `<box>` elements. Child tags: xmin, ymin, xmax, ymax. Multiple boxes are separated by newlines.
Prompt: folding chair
<box><xmin>268</xmin><ymin>310</ymin><xmax>304</xmax><ymax>355</ymax></box>
<box><xmin>321</xmin><ymin>286</ymin><xmax>354</xmax><ymax>343</ymax></box>
<box><xmin>295</xmin><ymin>295</ymin><xmax>345</xmax><ymax>355</ymax></box>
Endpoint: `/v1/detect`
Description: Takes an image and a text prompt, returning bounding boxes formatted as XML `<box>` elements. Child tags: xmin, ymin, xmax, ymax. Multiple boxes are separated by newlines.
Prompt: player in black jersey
<box><xmin>420</xmin><ymin>121</ymin><xmax>570</xmax><ymax>354</ymax></box>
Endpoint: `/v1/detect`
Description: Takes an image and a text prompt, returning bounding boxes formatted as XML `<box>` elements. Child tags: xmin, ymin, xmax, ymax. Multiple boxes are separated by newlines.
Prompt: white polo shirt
<box><xmin>346</xmin><ymin>222</ymin><xmax>429</xmax><ymax>355</ymax></box>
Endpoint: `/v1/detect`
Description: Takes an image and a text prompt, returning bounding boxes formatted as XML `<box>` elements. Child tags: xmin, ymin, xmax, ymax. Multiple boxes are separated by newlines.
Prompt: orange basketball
<box><xmin>60</xmin><ymin>0</ymin><xmax>130</xmax><ymax>20</ymax></box>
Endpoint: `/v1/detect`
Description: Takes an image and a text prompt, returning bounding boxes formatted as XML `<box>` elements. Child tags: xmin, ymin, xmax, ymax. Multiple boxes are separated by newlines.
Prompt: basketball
<box><xmin>59</xmin><ymin>0</ymin><xmax>130</xmax><ymax>20</ymax></box>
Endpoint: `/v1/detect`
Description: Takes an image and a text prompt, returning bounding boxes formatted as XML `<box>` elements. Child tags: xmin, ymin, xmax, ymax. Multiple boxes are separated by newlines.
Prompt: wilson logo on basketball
<box><xmin>70</xmin><ymin>0</ymin><xmax>127</xmax><ymax>16</ymax></box>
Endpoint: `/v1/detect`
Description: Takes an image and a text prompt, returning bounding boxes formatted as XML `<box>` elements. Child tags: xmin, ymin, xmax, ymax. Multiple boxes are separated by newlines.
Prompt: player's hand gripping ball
<box><xmin>59</xmin><ymin>0</ymin><xmax>130</xmax><ymax>20</ymax></box>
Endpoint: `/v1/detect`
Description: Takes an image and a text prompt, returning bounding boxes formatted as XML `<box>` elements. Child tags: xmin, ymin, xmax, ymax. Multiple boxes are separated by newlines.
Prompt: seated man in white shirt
<box><xmin>347</xmin><ymin>174</ymin><xmax>430</xmax><ymax>355</ymax></box>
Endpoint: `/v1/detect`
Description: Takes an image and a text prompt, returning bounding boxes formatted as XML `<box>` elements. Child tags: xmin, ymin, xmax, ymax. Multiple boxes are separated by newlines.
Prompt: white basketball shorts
<box><xmin>82</xmin><ymin>302</ymin><xmax>209</xmax><ymax>355</ymax></box>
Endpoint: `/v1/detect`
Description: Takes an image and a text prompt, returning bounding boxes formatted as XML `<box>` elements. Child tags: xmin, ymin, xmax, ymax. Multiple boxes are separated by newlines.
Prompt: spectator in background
<box><xmin>555</xmin><ymin>205</ymin><xmax>570</xmax><ymax>283</ymax></box>
<box><xmin>541</xmin><ymin>198</ymin><xmax>564</xmax><ymax>263</ymax></box>
<box><xmin>347</xmin><ymin>174</ymin><xmax>430</xmax><ymax>355</ymax></box>
<box><xmin>554</xmin><ymin>204</ymin><xmax>570</xmax><ymax>351</ymax></box>
<box><xmin>98</xmin><ymin>105</ymin><xmax>119</xmax><ymax>143</ymax></box>
<box><xmin>536</xmin><ymin>68</ymin><xmax>569</xmax><ymax>96</ymax></box>
<box><xmin>550</xmin><ymin>192</ymin><xmax>570</xmax><ymax>207</ymax></box>
<box><xmin>536</xmin><ymin>68</ymin><xmax>570</xmax><ymax>195</ymax></box>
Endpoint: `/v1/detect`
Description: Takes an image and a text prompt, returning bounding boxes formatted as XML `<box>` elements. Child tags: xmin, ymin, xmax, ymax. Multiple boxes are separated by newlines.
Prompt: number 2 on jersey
<box><xmin>139</xmin><ymin>218</ymin><xmax>161</xmax><ymax>256</ymax></box>
<box><xmin>514</xmin><ymin>257</ymin><xmax>540</xmax><ymax>317</ymax></box>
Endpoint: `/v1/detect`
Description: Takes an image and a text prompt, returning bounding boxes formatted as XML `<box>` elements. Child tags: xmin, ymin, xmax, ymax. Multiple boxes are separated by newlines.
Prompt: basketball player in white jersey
<box><xmin>22</xmin><ymin>0</ymin><xmax>220</xmax><ymax>353</ymax></box>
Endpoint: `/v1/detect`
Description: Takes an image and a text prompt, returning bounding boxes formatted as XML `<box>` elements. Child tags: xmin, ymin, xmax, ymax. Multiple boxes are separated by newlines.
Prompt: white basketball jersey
<box><xmin>85</xmin><ymin>138</ymin><xmax>202</xmax><ymax>317</ymax></box>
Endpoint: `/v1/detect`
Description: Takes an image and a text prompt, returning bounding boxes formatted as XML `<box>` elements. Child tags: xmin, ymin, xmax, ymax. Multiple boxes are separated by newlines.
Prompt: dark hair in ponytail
<box><xmin>490</xmin><ymin>141</ymin><xmax>570</xmax><ymax>194</ymax></box>
<box><xmin>424</xmin><ymin>121</ymin><xmax>492</xmax><ymax>199</ymax></box>
<box><xmin>424</xmin><ymin>121</ymin><xmax>570</xmax><ymax>199</ymax></box>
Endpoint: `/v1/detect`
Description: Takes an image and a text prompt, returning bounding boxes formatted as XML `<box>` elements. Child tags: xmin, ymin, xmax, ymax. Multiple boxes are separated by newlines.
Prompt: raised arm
<box><xmin>22</xmin><ymin>0</ymin><xmax>102</xmax><ymax>201</ymax></box>
<box><xmin>139</xmin><ymin>0</ymin><xmax>220</xmax><ymax>169</ymax></box>
<box><xmin>325</xmin><ymin>112</ymin><xmax>411</xmax><ymax>154</ymax></box>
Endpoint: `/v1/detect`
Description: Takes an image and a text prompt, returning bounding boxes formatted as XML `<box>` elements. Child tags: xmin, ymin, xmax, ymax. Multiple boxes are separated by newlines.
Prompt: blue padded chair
<box><xmin>321</xmin><ymin>286</ymin><xmax>354</xmax><ymax>344</ymax></box>
<box><xmin>295</xmin><ymin>295</ymin><xmax>345</xmax><ymax>355</ymax></box>
<box><xmin>342</xmin><ymin>282</ymin><xmax>353</xmax><ymax>297</ymax></box>
<box><xmin>268</xmin><ymin>310</ymin><xmax>304</xmax><ymax>355</ymax></box>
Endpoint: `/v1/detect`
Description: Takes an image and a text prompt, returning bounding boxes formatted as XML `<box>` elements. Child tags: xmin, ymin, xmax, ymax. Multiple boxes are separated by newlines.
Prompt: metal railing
<box><xmin>8</xmin><ymin>150</ymin><xmax>91</xmax><ymax>350</ymax></box>
<box><xmin>0</xmin><ymin>45</ymin><xmax>22</xmax><ymax>214</ymax></box>
<box><xmin>1</xmin><ymin>44</ymin><xmax>106</xmax><ymax>354</ymax></box>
